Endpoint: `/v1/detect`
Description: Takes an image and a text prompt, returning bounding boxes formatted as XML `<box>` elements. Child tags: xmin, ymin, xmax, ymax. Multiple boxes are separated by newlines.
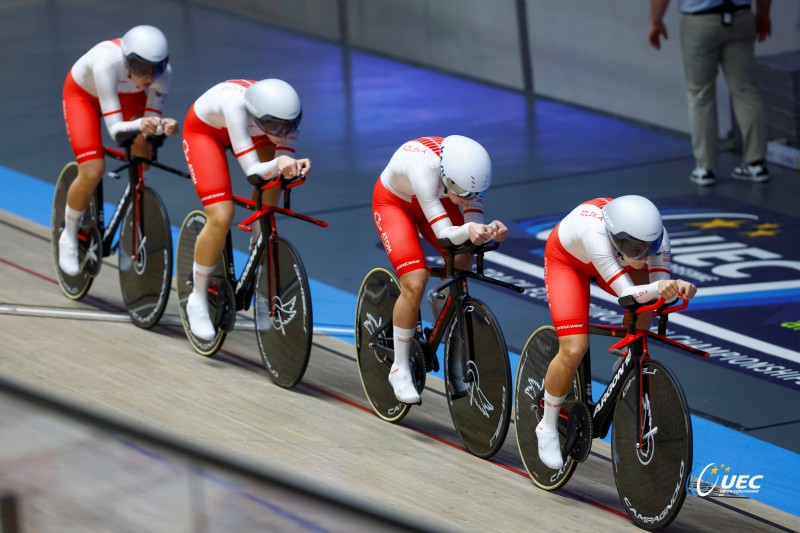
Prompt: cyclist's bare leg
<box><xmin>66</xmin><ymin>158</ymin><xmax>104</xmax><ymax>211</ymax></box>
<box><xmin>389</xmin><ymin>268</ymin><xmax>428</xmax><ymax>403</ymax></box>
<box><xmin>59</xmin><ymin>158</ymin><xmax>105</xmax><ymax>275</ymax></box>
<box><xmin>538</xmin><ymin>333</ymin><xmax>589</xmax><ymax>469</ymax></box>
<box><xmin>131</xmin><ymin>133</ymin><xmax>154</xmax><ymax>172</ymax></box>
<box><xmin>545</xmin><ymin>334</ymin><xmax>588</xmax><ymax>397</ymax></box>
<box><xmin>186</xmin><ymin>200</ymin><xmax>234</xmax><ymax>340</ymax></box>
<box><xmin>247</xmin><ymin>144</ymin><xmax>281</xmax><ymax>248</ymax></box>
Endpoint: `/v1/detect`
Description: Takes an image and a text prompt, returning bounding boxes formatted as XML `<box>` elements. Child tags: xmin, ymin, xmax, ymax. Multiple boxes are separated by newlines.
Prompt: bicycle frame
<box><xmin>219</xmin><ymin>175</ymin><xmax>327</xmax><ymax>314</ymax></box>
<box><xmin>574</xmin><ymin>297</ymin><xmax>709</xmax><ymax>446</ymax></box>
<box><xmin>96</xmin><ymin>136</ymin><xmax>190</xmax><ymax>261</ymax></box>
<box><xmin>369</xmin><ymin>242</ymin><xmax>523</xmax><ymax>369</ymax></box>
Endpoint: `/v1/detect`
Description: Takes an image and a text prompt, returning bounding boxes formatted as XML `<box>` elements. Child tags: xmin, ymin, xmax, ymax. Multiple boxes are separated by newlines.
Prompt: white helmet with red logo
<box><xmin>602</xmin><ymin>195</ymin><xmax>664</xmax><ymax>259</ymax></box>
<box><xmin>439</xmin><ymin>135</ymin><xmax>492</xmax><ymax>200</ymax></box>
<box><xmin>120</xmin><ymin>25</ymin><xmax>169</xmax><ymax>78</ymax></box>
<box><xmin>243</xmin><ymin>79</ymin><xmax>302</xmax><ymax>137</ymax></box>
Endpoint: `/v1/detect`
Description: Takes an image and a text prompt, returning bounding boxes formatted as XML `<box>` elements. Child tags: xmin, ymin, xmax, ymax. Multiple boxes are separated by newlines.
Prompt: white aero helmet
<box><xmin>602</xmin><ymin>195</ymin><xmax>664</xmax><ymax>259</ymax></box>
<box><xmin>243</xmin><ymin>79</ymin><xmax>302</xmax><ymax>138</ymax></box>
<box><xmin>120</xmin><ymin>25</ymin><xmax>169</xmax><ymax>78</ymax></box>
<box><xmin>439</xmin><ymin>135</ymin><xmax>492</xmax><ymax>200</ymax></box>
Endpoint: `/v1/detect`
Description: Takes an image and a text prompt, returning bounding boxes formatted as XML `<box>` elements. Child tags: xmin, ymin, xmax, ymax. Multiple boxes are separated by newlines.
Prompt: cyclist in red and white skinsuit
<box><xmin>373</xmin><ymin>135</ymin><xmax>509</xmax><ymax>404</ymax></box>
<box><xmin>58</xmin><ymin>25</ymin><xmax>179</xmax><ymax>276</ymax></box>
<box><xmin>536</xmin><ymin>195</ymin><xmax>697</xmax><ymax>470</ymax></box>
<box><xmin>182</xmin><ymin>78</ymin><xmax>308</xmax><ymax>340</ymax></box>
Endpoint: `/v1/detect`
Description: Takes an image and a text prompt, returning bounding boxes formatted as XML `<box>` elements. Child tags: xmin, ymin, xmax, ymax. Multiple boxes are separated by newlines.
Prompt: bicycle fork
<box><xmin>635</xmin><ymin>340</ymin><xmax>658</xmax><ymax>460</ymax></box>
<box><xmin>132</xmin><ymin>168</ymin><xmax>145</xmax><ymax>264</ymax></box>
<box><xmin>431</xmin><ymin>278</ymin><xmax>471</xmax><ymax>386</ymax></box>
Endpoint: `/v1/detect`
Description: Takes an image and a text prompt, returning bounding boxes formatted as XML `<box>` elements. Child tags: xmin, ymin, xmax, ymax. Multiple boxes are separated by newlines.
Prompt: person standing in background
<box><xmin>649</xmin><ymin>0</ymin><xmax>773</xmax><ymax>186</ymax></box>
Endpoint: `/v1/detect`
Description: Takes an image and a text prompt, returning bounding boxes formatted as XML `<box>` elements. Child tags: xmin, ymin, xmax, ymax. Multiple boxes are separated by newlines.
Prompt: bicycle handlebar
<box><xmin>435</xmin><ymin>238</ymin><xmax>500</xmax><ymax>257</ymax></box>
<box><xmin>113</xmin><ymin>129</ymin><xmax>167</xmax><ymax>148</ymax></box>
<box><xmin>429</xmin><ymin>239</ymin><xmax>524</xmax><ymax>294</ymax></box>
<box><xmin>619</xmin><ymin>295</ymin><xmax>690</xmax><ymax>315</ymax></box>
<box><xmin>247</xmin><ymin>173</ymin><xmax>307</xmax><ymax>191</ymax></box>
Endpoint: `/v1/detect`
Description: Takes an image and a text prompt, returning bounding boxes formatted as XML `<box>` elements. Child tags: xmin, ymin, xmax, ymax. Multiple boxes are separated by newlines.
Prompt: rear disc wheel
<box><xmin>176</xmin><ymin>210</ymin><xmax>228</xmax><ymax>356</ymax></box>
<box><xmin>51</xmin><ymin>162</ymin><xmax>100</xmax><ymax>300</ymax></box>
<box><xmin>354</xmin><ymin>267</ymin><xmax>410</xmax><ymax>423</ymax></box>
<box><xmin>514</xmin><ymin>326</ymin><xmax>585</xmax><ymax>490</ymax></box>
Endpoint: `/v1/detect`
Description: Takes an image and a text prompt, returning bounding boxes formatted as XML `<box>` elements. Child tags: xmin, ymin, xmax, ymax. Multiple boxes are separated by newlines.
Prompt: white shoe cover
<box><xmin>388</xmin><ymin>365</ymin><xmax>420</xmax><ymax>404</ymax></box>
<box><xmin>187</xmin><ymin>293</ymin><xmax>216</xmax><ymax>340</ymax></box>
<box><xmin>58</xmin><ymin>230</ymin><xmax>80</xmax><ymax>276</ymax></box>
<box><xmin>536</xmin><ymin>424</ymin><xmax>564</xmax><ymax>470</ymax></box>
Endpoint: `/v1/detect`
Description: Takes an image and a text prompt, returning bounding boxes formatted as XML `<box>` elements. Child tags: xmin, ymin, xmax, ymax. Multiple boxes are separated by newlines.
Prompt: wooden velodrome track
<box><xmin>1</xmin><ymin>208</ymin><xmax>797</xmax><ymax>532</ymax></box>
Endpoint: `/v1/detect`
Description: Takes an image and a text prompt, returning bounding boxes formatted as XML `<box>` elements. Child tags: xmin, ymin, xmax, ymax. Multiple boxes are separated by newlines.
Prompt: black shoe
<box><xmin>690</xmin><ymin>168</ymin><xmax>716</xmax><ymax>186</ymax></box>
<box><xmin>731</xmin><ymin>160</ymin><xmax>769</xmax><ymax>183</ymax></box>
<box><xmin>447</xmin><ymin>334</ymin><xmax>468</xmax><ymax>399</ymax></box>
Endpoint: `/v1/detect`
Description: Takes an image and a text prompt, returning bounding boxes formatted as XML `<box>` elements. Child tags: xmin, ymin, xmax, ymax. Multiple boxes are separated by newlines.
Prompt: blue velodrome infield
<box><xmin>1</xmin><ymin>164</ymin><xmax>798</xmax><ymax>518</ymax></box>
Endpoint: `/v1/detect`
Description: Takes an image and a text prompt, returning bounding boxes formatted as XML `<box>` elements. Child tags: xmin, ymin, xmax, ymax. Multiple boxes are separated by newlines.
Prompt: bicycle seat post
<box><xmin>255</xmin><ymin>183</ymin><xmax>263</xmax><ymax>211</ymax></box>
<box><xmin>625</xmin><ymin>310</ymin><xmax>637</xmax><ymax>336</ymax></box>
<box><xmin>657</xmin><ymin>311</ymin><xmax>669</xmax><ymax>336</ymax></box>
<box><xmin>445</xmin><ymin>250</ymin><xmax>455</xmax><ymax>279</ymax></box>
<box><xmin>284</xmin><ymin>187</ymin><xmax>291</xmax><ymax>211</ymax></box>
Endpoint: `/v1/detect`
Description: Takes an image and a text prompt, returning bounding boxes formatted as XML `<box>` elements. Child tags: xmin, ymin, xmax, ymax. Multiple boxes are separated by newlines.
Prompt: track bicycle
<box><xmin>515</xmin><ymin>295</ymin><xmax>709</xmax><ymax>530</ymax></box>
<box><xmin>51</xmin><ymin>130</ymin><xmax>189</xmax><ymax>328</ymax></box>
<box><xmin>355</xmin><ymin>240</ymin><xmax>524</xmax><ymax>458</ymax></box>
<box><xmin>176</xmin><ymin>173</ymin><xmax>327</xmax><ymax>389</ymax></box>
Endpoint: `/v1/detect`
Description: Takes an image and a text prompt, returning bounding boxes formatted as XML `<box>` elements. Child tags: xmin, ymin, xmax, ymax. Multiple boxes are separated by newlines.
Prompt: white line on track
<box><xmin>0</xmin><ymin>304</ymin><xmax>350</xmax><ymax>336</ymax></box>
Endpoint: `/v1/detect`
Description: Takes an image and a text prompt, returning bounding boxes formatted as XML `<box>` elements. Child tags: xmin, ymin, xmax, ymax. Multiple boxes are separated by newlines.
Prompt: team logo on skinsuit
<box><xmin>374</xmin><ymin>212</ymin><xmax>392</xmax><ymax>253</ymax></box>
<box><xmin>271</xmin><ymin>295</ymin><xmax>297</xmax><ymax>334</ymax></box>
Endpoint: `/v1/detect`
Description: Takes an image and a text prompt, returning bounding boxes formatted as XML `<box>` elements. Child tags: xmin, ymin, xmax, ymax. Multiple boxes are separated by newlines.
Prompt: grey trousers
<box><xmin>680</xmin><ymin>10</ymin><xmax>767</xmax><ymax>169</ymax></box>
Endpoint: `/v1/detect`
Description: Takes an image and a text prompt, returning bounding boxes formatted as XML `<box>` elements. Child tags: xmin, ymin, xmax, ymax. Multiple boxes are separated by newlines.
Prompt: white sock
<box><xmin>392</xmin><ymin>325</ymin><xmax>416</xmax><ymax>372</ymax></box>
<box><xmin>541</xmin><ymin>390</ymin><xmax>566</xmax><ymax>432</ymax></box>
<box><xmin>63</xmin><ymin>205</ymin><xmax>85</xmax><ymax>239</ymax></box>
<box><xmin>192</xmin><ymin>261</ymin><xmax>216</xmax><ymax>299</ymax></box>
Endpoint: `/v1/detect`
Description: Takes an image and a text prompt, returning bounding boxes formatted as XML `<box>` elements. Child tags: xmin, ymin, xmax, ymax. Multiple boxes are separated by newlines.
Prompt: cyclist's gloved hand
<box><xmin>468</xmin><ymin>222</ymin><xmax>494</xmax><ymax>245</ymax></box>
<box><xmin>160</xmin><ymin>118</ymin><xmax>179</xmax><ymax>137</ymax></box>
<box><xmin>276</xmin><ymin>155</ymin><xmax>312</xmax><ymax>179</ymax></box>
<box><xmin>658</xmin><ymin>279</ymin><xmax>697</xmax><ymax>303</ymax></box>
<box><xmin>657</xmin><ymin>279</ymin><xmax>680</xmax><ymax>303</ymax></box>
<box><xmin>488</xmin><ymin>220</ymin><xmax>509</xmax><ymax>242</ymax></box>
<box><xmin>675</xmin><ymin>280</ymin><xmax>697</xmax><ymax>300</ymax></box>
<box><xmin>140</xmin><ymin>116</ymin><xmax>160</xmax><ymax>136</ymax></box>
